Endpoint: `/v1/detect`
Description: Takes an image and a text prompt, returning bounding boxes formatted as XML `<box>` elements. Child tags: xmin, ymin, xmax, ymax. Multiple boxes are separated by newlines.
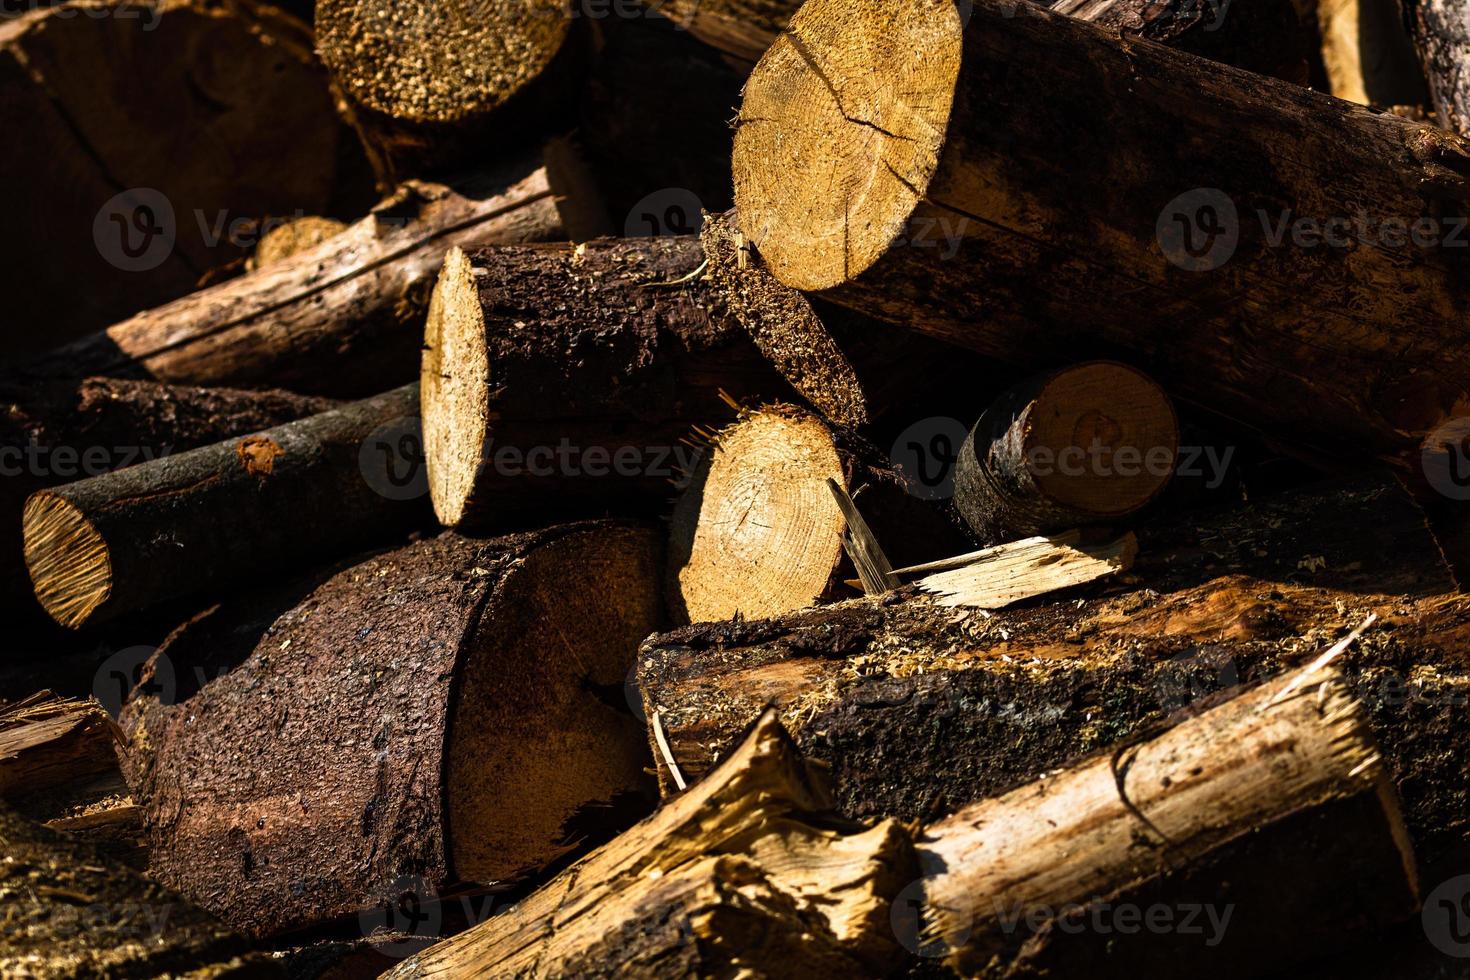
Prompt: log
<box><xmin>15</xmin><ymin>145</ymin><xmax>608</xmax><ymax>398</ymax></box>
<box><xmin>919</xmin><ymin>664</ymin><xmax>1418</xmax><ymax>976</ymax></box>
<box><xmin>639</xmin><ymin>475</ymin><xmax>1470</xmax><ymax>868</ymax></box>
<box><xmin>0</xmin><ymin>804</ymin><xmax>277</xmax><ymax>977</ymax></box>
<box><xmin>118</xmin><ymin>522</ymin><xmax>664</xmax><ymax>938</ymax></box>
<box><xmin>953</xmin><ymin>362</ymin><xmax>1178</xmax><ymax>543</ymax></box>
<box><xmin>665</xmin><ymin>404</ymin><xmax>970</xmax><ymax>624</ymax></box>
<box><xmin>1400</xmin><ymin>0</ymin><xmax>1470</xmax><ymax>134</ymax></box>
<box><xmin>732</xmin><ymin>0</ymin><xmax>1470</xmax><ymax>462</ymax></box>
<box><xmin>315</xmin><ymin>0</ymin><xmax>584</xmax><ymax>185</ymax></box>
<box><xmin>1317</xmin><ymin>0</ymin><xmax>1428</xmax><ymax>107</ymax></box>
<box><xmin>2</xmin><ymin>0</ymin><xmax>353</xmax><ymax>352</ymax></box>
<box><xmin>386</xmin><ymin>670</ymin><xmax>1413</xmax><ymax>978</ymax></box>
<box><xmin>420</xmin><ymin>236</ymin><xmax>794</xmax><ymax>529</ymax></box>
<box><xmin>380</xmin><ymin>710</ymin><xmax>917</xmax><ymax>979</ymax></box>
<box><xmin>652</xmin><ymin>0</ymin><xmax>1310</xmax><ymax>79</ymax></box>
<box><xmin>1</xmin><ymin>378</ymin><xmax>335</xmax><ymax>639</ymax></box>
<box><xmin>23</xmin><ymin>385</ymin><xmax>426</xmax><ymax>629</ymax></box>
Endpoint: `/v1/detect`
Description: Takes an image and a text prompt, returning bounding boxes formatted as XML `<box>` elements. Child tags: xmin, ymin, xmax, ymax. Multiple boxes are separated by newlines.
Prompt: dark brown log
<box><xmin>639</xmin><ymin>475</ymin><xmax>1470</xmax><ymax>869</ymax></box>
<box><xmin>954</xmin><ymin>362</ymin><xmax>1179</xmax><ymax>543</ymax></box>
<box><xmin>666</xmin><ymin>404</ymin><xmax>971</xmax><ymax>624</ymax></box>
<box><xmin>381</xmin><ymin>711</ymin><xmax>917</xmax><ymax>979</ymax></box>
<box><xmin>420</xmin><ymin>236</ymin><xmax>793</xmax><ymax>529</ymax></box>
<box><xmin>315</xmin><ymin>0</ymin><xmax>585</xmax><ymax>185</ymax></box>
<box><xmin>15</xmin><ymin>146</ymin><xmax>608</xmax><ymax>398</ymax></box>
<box><xmin>0</xmin><ymin>804</ymin><xmax>278</xmax><ymax>978</ymax></box>
<box><xmin>651</xmin><ymin>0</ymin><xmax>1310</xmax><ymax>78</ymax></box>
<box><xmin>1</xmin><ymin>0</ymin><xmax>357</xmax><ymax>353</ymax></box>
<box><xmin>119</xmin><ymin>522</ymin><xmax>664</xmax><ymax>939</ymax></box>
<box><xmin>919</xmin><ymin>664</ymin><xmax>1417</xmax><ymax>977</ymax></box>
<box><xmin>23</xmin><ymin>385</ymin><xmax>426</xmax><ymax>629</ymax></box>
<box><xmin>1</xmin><ymin>378</ymin><xmax>336</xmax><ymax>641</ymax></box>
<box><xmin>732</xmin><ymin>0</ymin><xmax>1470</xmax><ymax>463</ymax></box>
<box><xmin>1400</xmin><ymin>0</ymin><xmax>1470</xmax><ymax>134</ymax></box>
<box><xmin>1317</xmin><ymin>0</ymin><xmax>1429</xmax><ymax>107</ymax></box>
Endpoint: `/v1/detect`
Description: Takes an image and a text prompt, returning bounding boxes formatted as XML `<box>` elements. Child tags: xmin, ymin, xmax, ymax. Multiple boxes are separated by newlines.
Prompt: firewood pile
<box><xmin>7</xmin><ymin>0</ymin><xmax>1470</xmax><ymax>976</ymax></box>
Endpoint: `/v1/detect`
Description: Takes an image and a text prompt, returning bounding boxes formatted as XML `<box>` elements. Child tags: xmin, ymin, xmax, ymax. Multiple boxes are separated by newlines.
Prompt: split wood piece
<box><xmin>0</xmin><ymin>378</ymin><xmax>336</xmax><ymax>639</ymax></box>
<box><xmin>920</xmin><ymin>664</ymin><xmax>1418</xmax><ymax>976</ymax></box>
<box><xmin>23</xmin><ymin>385</ymin><xmax>426</xmax><ymax>630</ymax></box>
<box><xmin>316</xmin><ymin>0</ymin><xmax>584</xmax><ymax>185</ymax></box>
<box><xmin>638</xmin><ymin>475</ymin><xmax>1470</xmax><ymax>864</ymax></box>
<box><xmin>954</xmin><ymin>362</ymin><xmax>1178</xmax><ymax>543</ymax></box>
<box><xmin>421</xmin><ymin>236</ymin><xmax>793</xmax><ymax>529</ymax></box>
<box><xmin>16</xmin><ymin>144</ymin><xmax>608</xmax><ymax>398</ymax></box>
<box><xmin>380</xmin><ymin>710</ymin><xmax>916</xmax><ymax>979</ymax></box>
<box><xmin>247</xmin><ymin>216</ymin><xmax>349</xmax><ymax>271</ymax></box>
<box><xmin>0</xmin><ymin>804</ymin><xmax>278</xmax><ymax>978</ymax></box>
<box><xmin>119</xmin><ymin>523</ymin><xmax>663</xmax><ymax>939</ymax></box>
<box><xmin>1</xmin><ymin>1</ymin><xmax>350</xmax><ymax>352</ymax></box>
<box><xmin>1401</xmin><ymin>0</ymin><xmax>1470</xmax><ymax>134</ymax></box>
<box><xmin>733</xmin><ymin>0</ymin><xmax>1470</xmax><ymax>462</ymax></box>
<box><xmin>1317</xmin><ymin>0</ymin><xmax>1429</xmax><ymax>107</ymax></box>
<box><xmin>900</xmin><ymin>529</ymin><xmax>1138</xmax><ymax>608</ymax></box>
<box><xmin>665</xmin><ymin>405</ymin><xmax>971</xmax><ymax>624</ymax></box>
<box><xmin>652</xmin><ymin>0</ymin><xmax>1309</xmax><ymax>79</ymax></box>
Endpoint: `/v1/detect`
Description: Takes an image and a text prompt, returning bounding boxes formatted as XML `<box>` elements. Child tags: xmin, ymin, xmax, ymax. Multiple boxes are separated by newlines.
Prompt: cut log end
<box><xmin>446</xmin><ymin>525</ymin><xmax>663</xmax><ymax>883</ymax></box>
<box><xmin>316</xmin><ymin>0</ymin><xmax>571</xmax><ymax>127</ymax></box>
<box><xmin>669</xmin><ymin>407</ymin><xmax>845</xmax><ymax>623</ymax></box>
<box><xmin>422</xmin><ymin>246</ymin><xmax>491</xmax><ymax>527</ymax></box>
<box><xmin>733</xmin><ymin>0</ymin><xmax>962</xmax><ymax>290</ymax></box>
<box><xmin>22</xmin><ymin>491</ymin><xmax>110</xmax><ymax>630</ymax></box>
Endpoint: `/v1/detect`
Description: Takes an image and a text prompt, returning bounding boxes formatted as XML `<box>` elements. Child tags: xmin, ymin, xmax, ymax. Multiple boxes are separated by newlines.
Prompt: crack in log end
<box><xmin>235</xmin><ymin>436</ymin><xmax>284</xmax><ymax>477</ymax></box>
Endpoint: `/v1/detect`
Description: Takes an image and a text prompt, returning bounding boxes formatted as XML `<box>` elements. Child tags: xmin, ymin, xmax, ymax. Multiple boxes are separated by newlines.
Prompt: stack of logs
<box><xmin>6</xmin><ymin>0</ymin><xmax>1470</xmax><ymax>977</ymax></box>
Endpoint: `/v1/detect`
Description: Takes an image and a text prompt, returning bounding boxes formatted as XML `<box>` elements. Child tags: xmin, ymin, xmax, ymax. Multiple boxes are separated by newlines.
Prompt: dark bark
<box><xmin>23</xmin><ymin>385</ymin><xmax>426</xmax><ymax>629</ymax></box>
<box><xmin>119</xmin><ymin>523</ymin><xmax>664</xmax><ymax>939</ymax></box>
<box><xmin>1400</xmin><ymin>0</ymin><xmax>1470</xmax><ymax>133</ymax></box>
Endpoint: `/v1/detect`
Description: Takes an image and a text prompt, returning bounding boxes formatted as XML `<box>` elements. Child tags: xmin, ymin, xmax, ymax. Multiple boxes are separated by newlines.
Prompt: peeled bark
<box><xmin>119</xmin><ymin>522</ymin><xmax>664</xmax><ymax>939</ymax></box>
<box><xmin>1</xmin><ymin>0</ymin><xmax>354</xmax><ymax>352</ymax></box>
<box><xmin>316</xmin><ymin>0</ymin><xmax>585</xmax><ymax>185</ymax></box>
<box><xmin>654</xmin><ymin>0</ymin><xmax>1310</xmax><ymax>80</ymax></box>
<box><xmin>953</xmin><ymin>362</ymin><xmax>1178</xmax><ymax>543</ymax></box>
<box><xmin>420</xmin><ymin>236</ymin><xmax>795</xmax><ymax>529</ymax></box>
<box><xmin>0</xmin><ymin>804</ymin><xmax>277</xmax><ymax>978</ymax></box>
<box><xmin>733</xmin><ymin>0</ymin><xmax>1470</xmax><ymax>463</ymax></box>
<box><xmin>16</xmin><ymin>147</ymin><xmax>607</xmax><ymax>398</ymax></box>
<box><xmin>381</xmin><ymin>711</ymin><xmax>917</xmax><ymax>979</ymax></box>
<box><xmin>1400</xmin><ymin>0</ymin><xmax>1470</xmax><ymax>134</ymax></box>
<box><xmin>639</xmin><ymin>475</ymin><xmax>1470</xmax><ymax>869</ymax></box>
<box><xmin>23</xmin><ymin>386</ymin><xmax>425</xmax><ymax>629</ymax></box>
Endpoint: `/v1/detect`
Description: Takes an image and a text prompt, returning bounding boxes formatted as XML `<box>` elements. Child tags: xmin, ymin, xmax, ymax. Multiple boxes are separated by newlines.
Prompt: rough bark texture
<box><xmin>315</xmin><ymin>0</ymin><xmax>586</xmax><ymax>186</ymax></box>
<box><xmin>733</xmin><ymin>0</ymin><xmax>1470</xmax><ymax>463</ymax></box>
<box><xmin>421</xmin><ymin>236</ymin><xmax>793</xmax><ymax>529</ymax></box>
<box><xmin>639</xmin><ymin>475</ymin><xmax>1470</xmax><ymax>869</ymax></box>
<box><xmin>381</xmin><ymin>712</ymin><xmax>916</xmax><ymax>979</ymax></box>
<box><xmin>1318</xmin><ymin>0</ymin><xmax>1429</xmax><ymax>107</ymax></box>
<box><xmin>1401</xmin><ymin>0</ymin><xmax>1470</xmax><ymax>133</ymax></box>
<box><xmin>1</xmin><ymin>0</ymin><xmax>358</xmax><ymax>353</ymax></box>
<box><xmin>920</xmin><ymin>666</ymin><xmax>1418</xmax><ymax>977</ymax></box>
<box><xmin>652</xmin><ymin>0</ymin><xmax>1310</xmax><ymax>78</ymax></box>
<box><xmin>23</xmin><ymin>385</ymin><xmax>425</xmax><ymax>629</ymax></box>
<box><xmin>16</xmin><ymin>149</ymin><xmax>604</xmax><ymax>398</ymax></box>
<box><xmin>1</xmin><ymin>378</ymin><xmax>335</xmax><ymax>641</ymax></box>
<box><xmin>0</xmin><ymin>804</ymin><xmax>277</xmax><ymax>978</ymax></box>
<box><xmin>119</xmin><ymin>523</ymin><xmax>664</xmax><ymax>939</ymax></box>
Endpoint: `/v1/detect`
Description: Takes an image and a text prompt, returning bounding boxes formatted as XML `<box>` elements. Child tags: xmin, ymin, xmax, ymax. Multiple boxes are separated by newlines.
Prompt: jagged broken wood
<box><xmin>897</xmin><ymin>530</ymin><xmax>1137</xmax><ymax>608</ymax></box>
<box><xmin>119</xmin><ymin>523</ymin><xmax>663</xmax><ymax>938</ymax></box>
